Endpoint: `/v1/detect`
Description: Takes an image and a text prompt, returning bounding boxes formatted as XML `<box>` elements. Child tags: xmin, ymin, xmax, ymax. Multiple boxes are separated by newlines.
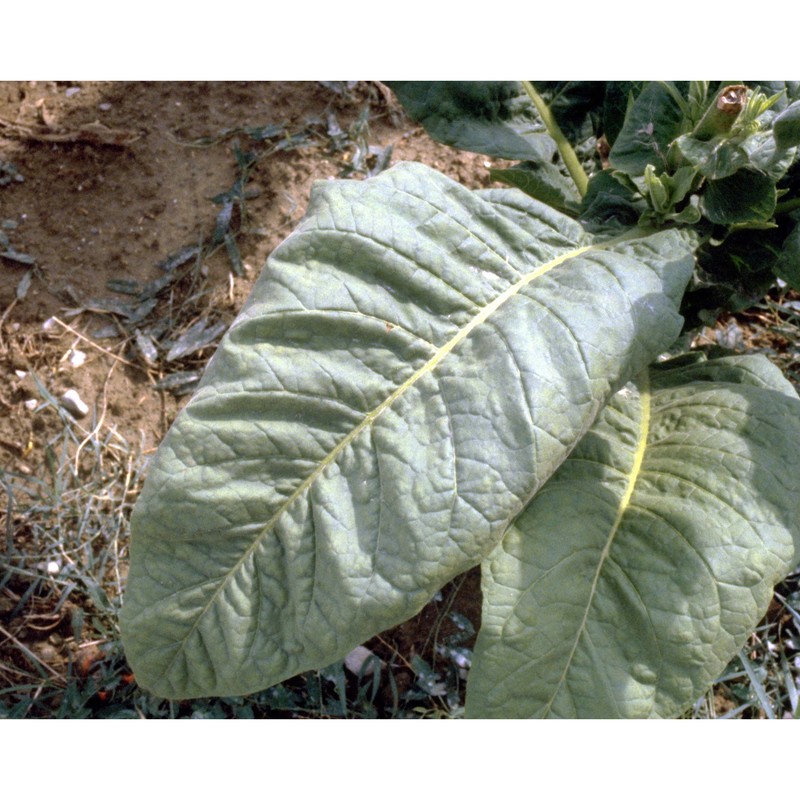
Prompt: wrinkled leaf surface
<box><xmin>467</xmin><ymin>354</ymin><xmax>800</xmax><ymax>718</ymax></box>
<box><xmin>120</xmin><ymin>162</ymin><xmax>694</xmax><ymax>699</ymax></box>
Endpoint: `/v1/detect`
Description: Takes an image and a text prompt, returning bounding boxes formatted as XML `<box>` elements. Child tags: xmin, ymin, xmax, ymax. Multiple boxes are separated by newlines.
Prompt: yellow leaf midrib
<box><xmin>166</xmin><ymin>230</ymin><xmax>643</xmax><ymax>678</ymax></box>
<box><xmin>540</xmin><ymin>368</ymin><xmax>651</xmax><ymax>718</ymax></box>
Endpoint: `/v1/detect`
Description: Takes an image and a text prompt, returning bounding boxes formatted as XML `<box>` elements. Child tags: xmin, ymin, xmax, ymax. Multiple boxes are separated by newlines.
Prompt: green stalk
<box><xmin>522</xmin><ymin>80</ymin><xmax>589</xmax><ymax>198</ymax></box>
<box><xmin>776</xmin><ymin>197</ymin><xmax>800</xmax><ymax>215</ymax></box>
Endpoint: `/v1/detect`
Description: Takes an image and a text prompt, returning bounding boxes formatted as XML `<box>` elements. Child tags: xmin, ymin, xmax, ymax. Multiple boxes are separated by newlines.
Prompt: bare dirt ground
<box><xmin>0</xmin><ymin>81</ymin><xmax>505</xmax><ymax>710</ymax></box>
<box><xmin>1</xmin><ymin>81</ymin><xmax>504</xmax><ymax>462</ymax></box>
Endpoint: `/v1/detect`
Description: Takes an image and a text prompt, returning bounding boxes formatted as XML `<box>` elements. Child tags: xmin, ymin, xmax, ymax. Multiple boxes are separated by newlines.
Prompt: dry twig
<box><xmin>0</xmin><ymin>116</ymin><xmax>143</xmax><ymax>146</ymax></box>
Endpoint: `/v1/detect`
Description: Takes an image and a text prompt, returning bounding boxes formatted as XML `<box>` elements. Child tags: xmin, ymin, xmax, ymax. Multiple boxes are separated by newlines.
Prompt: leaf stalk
<box><xmin>776</xmin><ymin>197</ymin><xmax>800</xmax><ymax>215</ymax></box>
<box><xmin>521</xmin><ymin>80</ymin><xmax>589</xmax><ymax>198</ymax></box>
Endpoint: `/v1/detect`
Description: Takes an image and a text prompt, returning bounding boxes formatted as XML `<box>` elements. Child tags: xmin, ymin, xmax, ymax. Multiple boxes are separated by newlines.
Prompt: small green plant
<box><xmin>120</xmin><ymin>82</ymin><xmax>800</xmax><ymax>718</ymax></box>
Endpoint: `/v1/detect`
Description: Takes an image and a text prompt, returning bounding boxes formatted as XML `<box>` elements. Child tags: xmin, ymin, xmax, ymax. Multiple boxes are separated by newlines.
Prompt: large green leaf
<box><xmin>684</xmin><ymin>222</ymin><xmax>794</xmax><ymax>322</ymax></box>
<box><xmin>601</xmin><ymin>82</ymin><xmax>645</xmax><ymax>147</ymax></box>
<box><xmin>467</xmin><ymin>353</ymin><xmax>800</xmax><ymax>718</ymax></box>
<box><xmin>388</xmin><ymin>81</ymin><xmax>557</xmax><ymax>163</ymax></box>
<box><xmin>120</xmin><ymin>162</ymin><xmax>694</xmax><ymax>699</ymax></box>
<box><xmin>701</xmin><ymin>168</ymin><xmax>777</xmax><ymax>225</ymax></box>
<box><xmin>609</xmin><ymin>82</ymin><xmax>688</xmax><ymax>176</ymax></box>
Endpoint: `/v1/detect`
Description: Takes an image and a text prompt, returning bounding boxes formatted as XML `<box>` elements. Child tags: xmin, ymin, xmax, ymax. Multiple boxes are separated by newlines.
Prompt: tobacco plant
<box><xmin>120</xmin><ymin>82</ymin><xmax>800</xmax><ymax>718</ymax></box>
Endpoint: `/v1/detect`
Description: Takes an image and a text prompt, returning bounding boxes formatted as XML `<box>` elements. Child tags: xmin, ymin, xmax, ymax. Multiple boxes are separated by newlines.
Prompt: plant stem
<box><xmin>776</xmin><ymin>197</ymin><xmax>800</xmax><ymax>215</ymax></box>
<box><xmin>521</xmin><ymin>80</ymin><xmax>589</xmax><ymax>198</ymax></box>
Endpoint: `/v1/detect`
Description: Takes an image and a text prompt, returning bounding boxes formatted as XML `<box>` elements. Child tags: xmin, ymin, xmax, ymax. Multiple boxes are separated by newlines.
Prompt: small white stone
<box><xmin>46</xmin><ymin>561</ymin><xmax>60</xmax><ymax>575</ymax></box>
<box><xmin>451</xmin><ymin>651</ymin><xmax>471</xmax><ymax>669</ymax></box>
<box><xmin>14</xmin><ymin>369</ymin><xmax>27</xmax><ymax>379</ymax></box>
<box><xmin>344</xmin><ymin>645</ymin><xmax>382</xmax><ymax>677</ymax></box>
<box><xmin>61</xmin><ymin>389</ymin><xmax>89</xmax><ymax>418</ymax></box>
<box><xmin>67</xmin><ymin>349</ymin><xmax>87</xmax><ymax>367</ymax></box>
<box><xmin>24</xmin><ymin>398</ymin><xmax>38</xmax><ymax>411</ymax></box>
<box><xmin>42</xmin><ymin>317</ymin><xmax>57</xmax><ymax>332</ymax></box>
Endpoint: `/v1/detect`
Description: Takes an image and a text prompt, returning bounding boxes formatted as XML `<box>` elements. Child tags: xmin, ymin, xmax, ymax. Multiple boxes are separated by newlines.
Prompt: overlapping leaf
<box><xmin>488</xmin><ymin>161</ymin><xmax>581</xmax><ymax>216</ymax></box>
<box><xmin>700</xmin><ymin>169</ymin><xmax>777</xmax><ymax>225</ymax></box>
<box><xmin>388</xmin><ymin>81</ymin><xmax>557</xmax><ymax>162</ymax></box>
<box><xmin>609</xmin><ymin>82</ymin><xmax>688</xmax><ymax>176</ymax></box>
<box><xmin>467</xmin><ymin>353</ymin><xmax>800</xmax><ymax>718</ymax></box>
<box><xmin>120</xmin><ymin>162</ymin><xmax>694</xmax><ymax>699</ymax></box>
